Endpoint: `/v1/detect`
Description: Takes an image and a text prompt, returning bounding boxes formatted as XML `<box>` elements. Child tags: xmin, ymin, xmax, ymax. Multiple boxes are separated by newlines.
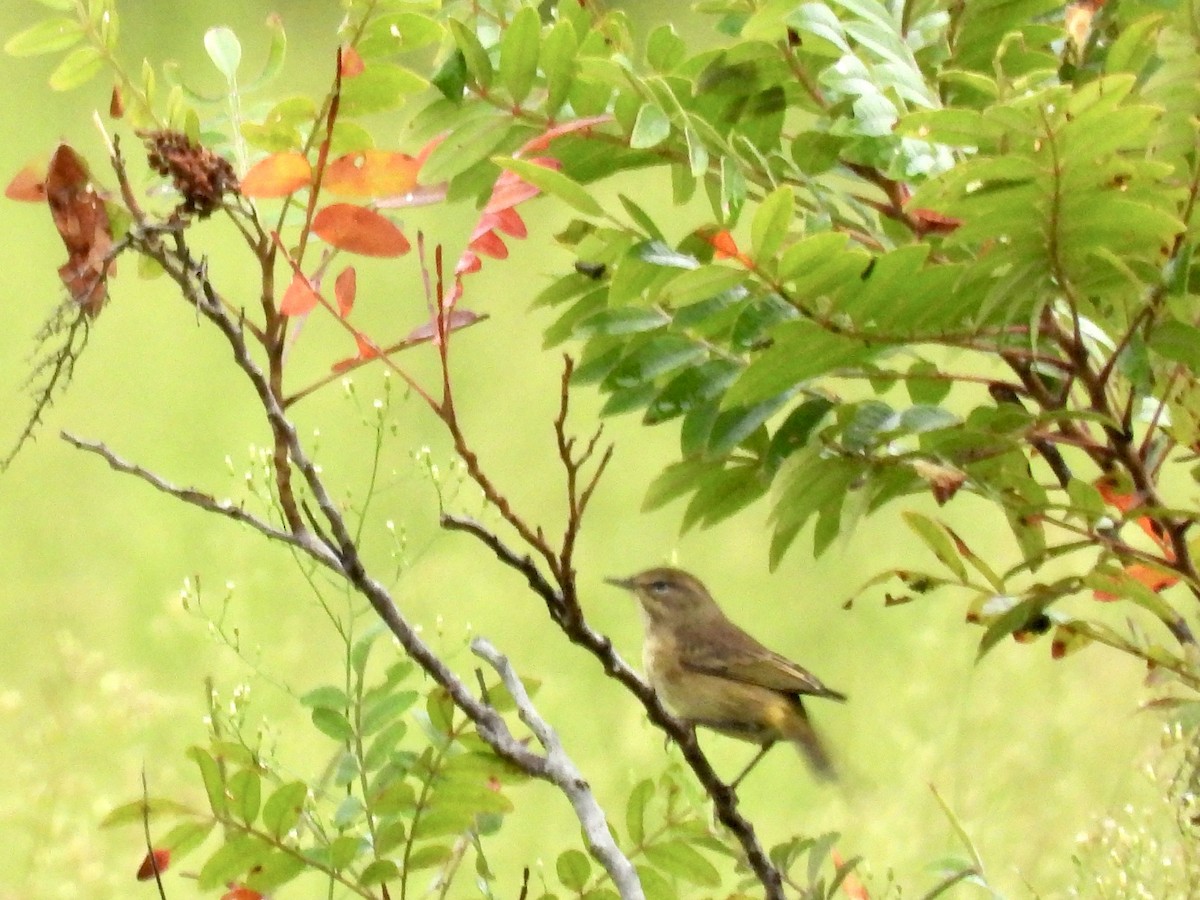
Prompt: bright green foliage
<box><xmin>12</xmin><ymin>0</ymin><xmax>1200</xmax><ymax>894</ymax></box>
<box><xmin>102</xmin><ymin>628</ymin><xmax>532</xmax><ymax>897</ymax></box>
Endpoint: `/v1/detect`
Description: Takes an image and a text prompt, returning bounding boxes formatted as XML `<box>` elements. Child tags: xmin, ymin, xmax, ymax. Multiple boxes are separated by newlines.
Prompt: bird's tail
<box><xmin>785</xmin><ymin>715</ymin><xmax>837</xmax><ymax>781</ymax></box>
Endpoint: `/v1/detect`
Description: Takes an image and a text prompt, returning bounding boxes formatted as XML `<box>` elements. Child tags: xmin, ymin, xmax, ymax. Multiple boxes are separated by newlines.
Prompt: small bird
<box><xmin>607</xmin><ymin>567</ymin><xmax>846</xmax><ymax>786</ymax></box>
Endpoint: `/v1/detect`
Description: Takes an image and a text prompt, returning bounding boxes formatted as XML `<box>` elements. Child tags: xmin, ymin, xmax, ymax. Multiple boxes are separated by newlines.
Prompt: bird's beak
<box><xmin>605</xmin><ymin>576</ymin><xmax>636</xmax><ymax>591</ymax></box>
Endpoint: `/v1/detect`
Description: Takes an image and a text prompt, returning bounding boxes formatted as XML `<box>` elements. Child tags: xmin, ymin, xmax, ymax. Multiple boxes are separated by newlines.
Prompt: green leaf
<box><xmin>630</xmin><ymin>103</ymin><xmax>671</xmax><ymax>149</ymax></box>
<box><xmin>245</xmin><ymin>851</ymin><xmax>306</xmax><ymax>894</ymax></box>
<box><xmin>361</xmin><ymin>690</ymin><xmax>418</xmax><ymax>735</ymax></box>
<box><xmin>499</xmin><ymin>5</ymin><xmax>540</xmax><ymax>105</ymax></box>
<box><xmin>340</xmin><ymin>64</ymin><xmax>427</xmax><ymax>116</ymax></box>
<box><xmin>575</xmin><ymin>307</ymin><xmax>669</xmax><ymax>339</ymax></box>
<box><xmin>406</xmin><ymin>844</ymin><xmax>453</xmax><ymax>871</ymax></box>
<box><xmin>1107</xmin><ymin>14</ymin><xmax>1163</xmax><ymax>76</ymax></box>
<box><xmin>1150</xmin><ymin>320</ymin><xmax>1200</xmax><ymax>369</ymax></box>
<box><xmin>724</xmin><ymin>321</ymin><xmax>873</xmax><ymax>408</ymax></box>
<box><xmin>48</xmin><ymin>44</ymin><xmax>103</xmax><ymax>90</ymax></box>
<box><xmin>160</xmin><ymin>820</ymin><xmax>215</xmax><ymax>859</ymax></box>
<box><xmin>262</xmin><ymin>781</ymin><xmax>308</xmax><ymax>838</ymax></box>
<box><xmin>976</xmin><ymin>597</ymin><xmax>1047</xmax><ymax>661</ymax></box>
<box><xmin>902</xmin><ymin>511</ymin><xmax>968</xmax><ymax>582</ymax></box>
<box><xmin>198</xmin><ymin>835</ymin><xmax>269</xmax><ymax>890</ymax></box>
<box><xmin>657</xmin><ymin>266</ymin><xmax>745</xmax><ymax>307</ymax></box>
<box><xmin>301</xmin><ymin>685</ymin><xmax>349</xmax><ymax>709</ymax></box>
<box><xmin>204</xmin><ymin>26</ymin><xmax>241</xmax><ymax>80</ymax></box>
<box><xmin>311</xmin><ymin>707</ymin><xmax>354</xmax><ymax>742</ymax></box>
<box><xmin>360</xmin><ymin>859</ymin><xmax>401</xmax><ymax>886</ymax></box>
<box><xmin>334</xmin><ymin>795</ymin><xmax>365</xmax><ymax>829</ymax></box>
<box><xmin>643</xmin><ymin>459</ymin><xmax>719</xmax><ymax>511</ymax></box>
<box><xmin>187</xmin><ymin>746</ymin><xmax>228</xmax><ymax>818</ymax></box>
<box><xmin>682</xmin><ymin>462</ymin><xmax>768</xmax><ymax>530</ymax></box>
<box><xmin>557</xmin><ymin>849</ymin><xmax>593</xmax><ymax>890</ymax></box>
<box><xmin>644</xmin><ymin>840</ymin><xmax>721</xmax><ymax>887</ymax></box>
<box><xmin>99</xmin><ymin>798</ymin><xmax>197</xmax><ymax>827</ymax></box>
<box><xmin>604</xmin><ymin>336</ymin><xmax>707</xmax><ymax>390</ymax></box>
<box><xmin>708</xmin><ymin>389</ymin><xmax>795</xmax><ymax>456</ymax></box>
<box><xmin>766</xmin><ymin>398</ymin><xmax>834</xmax><ymax>470</ymax></box>
<box><xmin>541</xmin><ymin>19</ymin><xmax>578</xmax><ymax>114</ymax></box>
<box><xmin>492</xmin><ymin>157</ymin><xmax>604</xmax><ymax>217</ymax></box>
<box><xmin>448</xmin><ymin>19</ymin><xmax>493</xmax><ymax>89</ymax></box>
<box><xmin>626</xmin><ymin>779</ymin><xmax>653</xmax><ymax>846</ymax></box>
<box><xmin>421</xmin><ymin>112</ymin><xmax>510</xmax><ymax>184</ymax></box>
<box><xmin>4</xmin><ymin>17</ymin><xmax>82</xmax><ymax>56</ymax></box>
<box><xmin>228</xmin><ymin>768</ymin><xmax>261</xmax><ymax>824</ymax></box>
<box><xmin>751</xmin><ymin>185</ymin><xmax>794</xmax><ymax>264</ymax></box>
<box><xmin>645</xmin><ymin>360</ymin><xmax>741</xmax><ymax>425</ymax></box>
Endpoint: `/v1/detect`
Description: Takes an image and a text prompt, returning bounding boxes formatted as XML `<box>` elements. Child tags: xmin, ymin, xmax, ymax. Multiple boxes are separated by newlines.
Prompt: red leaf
<box><xmin>469</xmin><ymin>228</ymin><xmax>508</xmax><ymax>259</ymax></box>
<box><xmin>240</xmin><ymin>152</ymin><xmax>312</xmax><ymax>198</ymax></box>
<box><xmin>136</xmin><ymin>848</ymin><xmax>170</xmax><ymax>881</ymax></box>
<box><xmin>334</xmin><ymin>265</ymin><xmax>356</xmax><ymax>318</ymax></box>
<box><xmin>311</xmin><ymin>203</ymin><xmax>410</xmax><ymax>257</ymax></box>
<box><xmin>519</xmin><ymin>114</ymin><xmax>614</xmax><ymax>154</ymax></box>
<box><xmin>6</xmin><ymin>163</ymin><xmax>46</xmax><ymax>202</ymax></box>
<box><xmin>220</xmin><ymin>887</ymin><xmax>264</xmax><ymax>900</ymax></box>
<box><xmin>339</xmin><ymin>44</ymin><xmax>365</xmax><ymax>78</ymax></box>
<box><xmin>483</xmin><ymin>170</ymin><xmax>542</xmax><ymax>214</ymax></box>
<box><xmin>909</xmin><ymin>207</ymin><xmax>962</xmax><ymax>236</ymax></box>
<box><xmin>324</xmin><ymin>150</ymin><xmax>420</xmax><ymax>198</ymax></box>
<box><xmin>493</xmin><ymin>207</ymin><xmax>527</xmax><ymax>238</ymax></box>
<box><xmin>331</xmin><ymin>332</ymin><xmax>380</xmax><ymax>372</ymax></box>
<box><xmin>45</xmin><ymin>144</ymin><xmax>113</xmax><ymax>316</ymax></box>
<box><xmin>280</xmin><ymin>271</ymin><xmax>320</xmax><ymax>316</ymax></box>
<box><xmin>455</xmin><ymin>251</ymin><xmax>481</xmax><ymax>276</ymax></box>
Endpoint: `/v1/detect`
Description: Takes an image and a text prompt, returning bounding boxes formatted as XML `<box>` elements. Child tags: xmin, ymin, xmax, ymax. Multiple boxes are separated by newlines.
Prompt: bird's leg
<box><xmin>729</xmin><ymin>740</ymin><xmax>776</xmax><ymax>792</ymax></box>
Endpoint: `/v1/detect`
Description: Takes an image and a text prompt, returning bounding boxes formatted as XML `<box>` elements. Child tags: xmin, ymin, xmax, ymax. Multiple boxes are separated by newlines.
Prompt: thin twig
<box><xmin>60</xmin><ymin>431</ymin><xmax>341</xmax><ymax>570</ymax></box>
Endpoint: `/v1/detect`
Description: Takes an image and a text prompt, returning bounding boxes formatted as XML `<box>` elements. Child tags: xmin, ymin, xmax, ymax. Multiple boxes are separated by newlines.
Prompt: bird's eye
<box><xmin>648</xmin><ymin>580</ymin><xmax>670</xmax><ymax>593</ymax></box>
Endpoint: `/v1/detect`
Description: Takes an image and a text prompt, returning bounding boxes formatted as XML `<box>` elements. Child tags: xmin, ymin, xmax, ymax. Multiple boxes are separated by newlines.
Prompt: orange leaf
<box><xmin>830</xmin><ymin>849</ymin><xmax>868</xmax><ymax>899</ymax></box>
<box><xmin>240</xmin><ymin>152</ymin><xmax>312</xmax><ymax>198</ymax></box>
<box><xmin>136</xmin><ymin>848</ymin><xmax>170</xmax><ymax>881</ymax></box>
<box><xmin>324</xmin><ymin>150</ymin><xmax>420</xmax><ymax>198</ymax></box>
<box><xmin>46</xmin><ymin>144</ymin><xmax>113</xmax><ymax>316</ymax></box>
<box><xmin>334</xmin><ymin>265</ymin><xmax>356</xmax><ymax>318</ymax></box>
<box><xmin>109</xmin><ymin>84</ymin><xmax>124</xmax><ymax>119</ymax></box>
<box><xmin>280</xmin><ymin>271</ymin><xmax>320</xmax><ymax>316</ymax></box>
<box><xmin>311</xmin><ymin>203</ymin><xmax>410</xmax><ymax>257</ymax></box>
<box><xmin>220</xmin><ymin>888</ymin><xmax>264</xmax><ymax>900</ymax></box>
<box><xmin>339</xmin><ymin>44</ymin><xmax>365</xmax><ymax>78</ymax></box>
<box><xmin>1093</xmin><ymin>565</ymin><xmax>1180</xmax><ymax>601</ymax></box>
<box><xmin>5</xmin><ymin>163</ymin><xmax>46</xmax><ymax>202</ymax></box>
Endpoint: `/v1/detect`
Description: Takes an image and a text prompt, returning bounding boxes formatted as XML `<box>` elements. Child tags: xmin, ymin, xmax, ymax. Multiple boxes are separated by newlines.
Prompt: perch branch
<box><xmin>441</xmin><ymin>513</ymin><xmax>784</xmax><ymax>899</ymax></box>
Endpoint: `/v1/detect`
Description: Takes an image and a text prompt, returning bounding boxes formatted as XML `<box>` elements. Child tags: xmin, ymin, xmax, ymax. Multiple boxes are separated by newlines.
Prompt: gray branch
<box><xmin>60</xmin><ymin>431</ymin><xmax>342</xmax><ymax>571</ymax></box>
<box><xmin>472</xmin><ymin>637</ymin><xmax>644</xmax><ymax>900</ymax></box>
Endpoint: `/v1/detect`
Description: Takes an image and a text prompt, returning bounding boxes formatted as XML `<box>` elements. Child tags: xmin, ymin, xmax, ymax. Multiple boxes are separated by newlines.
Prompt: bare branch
<box><xmin>60</xmin><ymin>430</ymin><xmax>342</xmax><ymax>571</ymax></box>
<box><xmin>472</xmin><ymin>637</ymin><xmax>644</xmax><ymax>900</ymax></box>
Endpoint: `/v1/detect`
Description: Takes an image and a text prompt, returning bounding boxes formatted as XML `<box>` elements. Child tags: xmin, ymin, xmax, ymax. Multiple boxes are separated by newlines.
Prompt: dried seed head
<box><xmin>140</xmin><ymin>129</ymin><xmax>238</xmax><ymax>218</ymax></box>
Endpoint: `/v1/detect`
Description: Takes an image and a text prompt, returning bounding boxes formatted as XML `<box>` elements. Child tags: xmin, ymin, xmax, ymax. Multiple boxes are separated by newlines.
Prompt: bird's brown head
<box><xmin>605</xmin><ymin>567</ymin><xmax>722</xmax><ymax>624</ymax></box>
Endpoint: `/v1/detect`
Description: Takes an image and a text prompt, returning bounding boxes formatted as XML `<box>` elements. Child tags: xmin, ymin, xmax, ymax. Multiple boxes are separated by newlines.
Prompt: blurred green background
<box><xmin>0</xmin><ymin>2</ymin><xmax>1168</xmax><ymax>897</ymax></box>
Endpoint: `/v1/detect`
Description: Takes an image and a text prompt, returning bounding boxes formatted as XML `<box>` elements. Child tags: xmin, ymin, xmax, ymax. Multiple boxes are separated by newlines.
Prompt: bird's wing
<box><xmin>681</xmin><ymin>633</ymin><xmax>847</xmax><ymax>701</ymax></box>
